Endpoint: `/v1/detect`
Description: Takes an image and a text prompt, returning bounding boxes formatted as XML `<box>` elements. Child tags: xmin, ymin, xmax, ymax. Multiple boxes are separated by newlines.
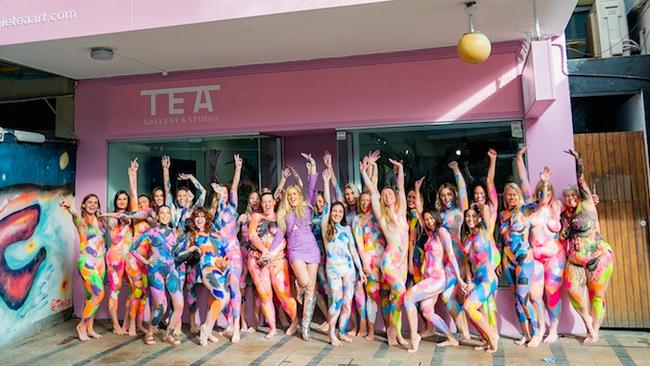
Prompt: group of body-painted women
<box><xmin>61</xmin><ymin>147</ymin><xmax>614</xmax><ymax>353</ymax></box>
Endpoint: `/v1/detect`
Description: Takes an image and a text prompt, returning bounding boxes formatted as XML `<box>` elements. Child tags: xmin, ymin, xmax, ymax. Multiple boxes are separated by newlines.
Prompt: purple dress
<box><xmin>277</xmin><ymin>172</ymin><xmax>322</xmax><ymax>264</ymax></box>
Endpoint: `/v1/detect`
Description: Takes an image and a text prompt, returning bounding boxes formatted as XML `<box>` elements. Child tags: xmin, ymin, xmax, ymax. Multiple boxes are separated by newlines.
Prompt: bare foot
<box><xmin>514</xmin><ymin>336</ymin><xmax>528</xmax><ymax>346</ymax></box>
<box><xmin>208</xmin><ymin>334</ymin><xmax>219</xmax><ymax>343</ymax></box>
<box><xmin>76</xmin><ymin>323</ymin><xmax>91</xmax><ymax>341</ymax></box>
<box><xmin>223</xmin><ymin>326</ymin><xmax>233</xmax><ymax>337</ymax></box>
<box><xmin>127</xmin><ymin>324</ymin><xmax>137</xmax><ymax>337</ymax></box>
<box><xmin>190</xmin><ymin>322</ymin><xmax>201</xmax><ymax>335</ymax></box>
<box><xmin>366</xmin><ymin>329</ymin><xmax>376</xmax><ymax>341</ymax></box>
<box><xmin>243</xmin><ymin>327</ymin><xmax>256</xmax><ymax>334</ymax></box>
<box><xmin>330</xmin><ymin>334</ymin><xmax>342</xmax><ymax>347</ymax></box>
<box><xmin>112</xmin><ymin>325</ymin><xmax>127</xmax><ymax>336</ymax></box>
<box><xmin>339</xmin><ymin>333</ymin><xmax>353</xmax><ymax>343</ymax></box>
<box><xmin>87</xmin><ymin>328</ymin><xmax>103</xmax><ymax>339</ymax></box>
<box><xmin>473</xmin><ymin>343</ymin><xmax>488</xmax><ymax>351</ymax></box>
<box><xmin>265</xmin><ymin>329</ymin><xmax>277</xmax><ymax>339</ymax></box>
<box><xmin>408</xmin><ymin>333</ymin><xmax>422</xmax><ymax>353</ymax></box>
<box><xmin>137</xmin><ymin>324</ymin><xmax>149</xmax><ymax>335</ymax></box>
<box><xmin>286</xmin><ymin>318</ymin><xmax>298</xmax><ymax>335</ymax></box>
<box><xmin>387</xmin><ymin>325</ymin><xmax>398</xmax><ymax>346</ymax></box>
<box><xmin>527</xmin><ymin>334</ymin><xmax>542</xmax><ymax>348</ymax></box>
<box><xmin>232</xmin><ymin>330</ymin><xmax>241</xmax><ymax>343</ymax></box>
<box><xmin>397</xmin><ymin>334</ymin><xmax>409</xmax><ymax>348</ymax></box>
<box><xmin>144</xmin><ymin>335</ymin><xmax>157</xmax><ymax>345</ymax></box>
<box><xmin>199</xmin><ymin>325</ymin><xmax>208</xmax><ymax>346</ymax></box>
<box><xmin>357</xmin><ymin>320</ymin><xmax>368</xmax><ymax>338</ymax></box>
<box><xmin>591</xmin><ymin>331</ymin><xmax>600</xmax><ymax>343</ymax></box>
<box><xmin>317</xmin><ymin>321</ymin><xmax>329</xmax><ymax>333</ymax></box>
<box><xmin>544</xmin><ymin>331</ymin><xmax>559</xmax><ymax>344</ymax></box>
<box><xmin>437</xmin><ymin>338</ymin><xmax>459</xmax><ymax>347</ymax></box>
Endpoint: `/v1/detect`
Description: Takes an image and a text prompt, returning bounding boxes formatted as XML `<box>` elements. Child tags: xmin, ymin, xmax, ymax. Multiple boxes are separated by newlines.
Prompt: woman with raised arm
<box><xmin>468</xmin><ymin>149</ymin><xmax>500</xmax><ymax>330</ymax></box>
<box><xmin>236</xmin><ymin>190</ymin><xmax>262</xmax><ymax>332</ymax></box>
<box><xmin>561</xmin><ymin>149</ymin><xmax>614</xmax><ymax>344</ymax></box>
<box><xmin>248</xmin><ymin>192</ymin><xmax>298</xmax><ymax>339</ymax></box>
<box><xmin>124</xmin><ymin>158</ymin><xmax>154</xmax><ymax>336</ymax></box>
<box><xmin>130</xmin><ymin>205</ymin><xmax>183</xmax><ymax>346</ymax></box>
<box><xmin>162</xmin><ymin>156</ymin><xmax>206</xmax><ymax>334</ymax></box>
<box><xmin>210</xmin><ymin>154</ymin><xmax>244</xmax><ymax>343</ymax></box>
<box><xmin>175</xmin><ymin>208</ymin><xmax>231</xmax><ymax>346</ymax></box>
<box><xmin>359</xmin><ymin>157</ymin><xmax>409</xmax><ymax>347</ymax></box>
<box><xmin>321</xmin><ymin>169</ymin><xmax>367</xmax><ymax>346</ymax></box>
<box><xmin>498</xmin><ymin>146</ymin><xmax>541</xmax><ymax>347</ymax></box>
<box><xmin>60</xmin><ymin>194</ymin><xmax>107</xmax><ymax>341</ymax></box>
<box><xmin>462</xmin><ymin>203</ymin><xmax>500</xmax><ymax>353</ymax></box>
<box><xmin>436</xmin><ymin>161</ymin><xmax>471</xmax><ymax>340</ymax></box>
<box><xmin>326</xmin><ymin>150</ymin><xmax>368</xmax><ymax>337</ymax></box>
<box><xmin>104</xmin><ymin>189</ymin><xmax>135</xmax><ymax>336</ymax></box>
<box><xmin>404</xmin><ymin>178</ymin><xmax>466</xmax><ymax>353</ymax></box>
<box><xmin>276</xmin><ymin>153</ymin><xmax>322</xmax><ymax>341</ymax></box>
<box><xmin>351</xmin><ymin>154</ymin><xmax>388</xmax><ymax>341</ymax></box>
<box><xmin>517</xmin><ymin>147</ymin><xmax>565</xmax><ymax>343</ymax></box>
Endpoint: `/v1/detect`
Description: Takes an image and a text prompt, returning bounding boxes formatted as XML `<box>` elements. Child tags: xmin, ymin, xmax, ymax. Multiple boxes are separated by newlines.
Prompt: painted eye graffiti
<box><xmin>0</xmin><ymin>205</ymin><xmax>44</xmax><ymax>310</ymax></box>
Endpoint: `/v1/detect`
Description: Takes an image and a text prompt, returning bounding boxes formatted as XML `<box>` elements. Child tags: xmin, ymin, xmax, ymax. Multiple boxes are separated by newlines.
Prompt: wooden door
<box><xmin>574</xmin><ymin>131</ymin><xmax>650</xmax><ymax>328</ymax></box>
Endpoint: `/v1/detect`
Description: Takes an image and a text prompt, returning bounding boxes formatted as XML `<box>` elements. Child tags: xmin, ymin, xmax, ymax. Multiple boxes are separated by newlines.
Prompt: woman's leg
<box><xmin>166</xmin><ymin>266</ymin><xmax>184</xmax><ymax>341</ymax></box>
<box><xmin>200</xmin><ymin>269</ymin><xmax>230</xmax><ymax>346</ymax></box>
<box><xmin>586</xmin><ymin>250</ymin><xmax>614</xmax><ymax>343</ymax></box>
<box><xmin>247</xmin><ymin>257</ymin><xmax>276</xmax><ymax>338</ymax></box>
<box><xmin>271</xmin><ymin>258</ymin><xmax>299</xmax><ymax>335</ymax></box>
<box><xmin>441</xmin><ymin>266</ymin><xmax>468</xmax><ymax>340</ymax></box>
<box><xmin>564</xmin><ymin>262</ymin><xmax>594</xmax><ymax>342</ymax></box>
<box><xmin>464</xmin><ymin>277</ymin><xmax>499</xmax><ymax>353</ymax></box>
<box><xmin>327</xmin><ymin>269</ymin><xmax>344</xmax><ymax>346</ymax></box>
<box><xmin>543</xmin><ymin>248</ymin><xmax>566</xmax><ymax>343</ymax></box>
<box><xmin>338</xmin><ymin>270</ymin><xmax>357</xmax><ymax>343</ymax></box>
<box><xmin>185</xmin><ymin>263</ymin><xmax>201</xmax><ymax>333</ymax></box>
<box><xmin>77</xmin><ymin>256</ymin><xmax>106</xmax><ymax>341</ymax></box>
<box><xmin>106</xmin><ymin>247</ymin><xmax>126</xmax><ymax>335</ymax></box>
<box><xmin>226</xmin><ymin>245</ymin><xmax>243</xmax><ymax>342</ymax></box>
<box><xmin>404</xmin><ymin>277</ymin><xmax>450</xmax><ymax>352</ymax></box>
<box><xmin>529</xmin><ymin>260</ymin><xmax>546</xmax><ymax>347</ymax></box>
<box><xmin>125</xmin><ymin>252</ymin><xmax>145</xmax><ymax>336</ymax></box>
<box><xmin>509</xmin><ymin>253</ymin><xmax>537</xmax><ymax>345</ymax></box>
<box><xmin>381</xmin><ymin>253</ymin><xmax>407</xmax><ymax>347</ymax></box>
<box><xmin>353</xmin><ymin>278</ymin><xmax>368</xmax><ymax>337</ymax></box>
<box><xmin>364</xmin><ymin>262</ymin><xmax>381</xmax><ymax>340</ymax></box>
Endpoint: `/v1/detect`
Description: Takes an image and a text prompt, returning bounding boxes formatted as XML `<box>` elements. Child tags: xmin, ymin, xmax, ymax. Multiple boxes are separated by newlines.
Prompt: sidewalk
<box><xmin>4</xmin><ymin>320</ymin><xmax>649</xmax><ymax>365</ymax></box>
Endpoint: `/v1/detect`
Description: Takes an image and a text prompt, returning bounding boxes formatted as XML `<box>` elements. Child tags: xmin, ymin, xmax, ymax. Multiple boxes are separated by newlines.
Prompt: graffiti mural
<box><xmin>0</xmin><ymin>135</ymin><xmax>77</xmax><ymax>347</ymax></box>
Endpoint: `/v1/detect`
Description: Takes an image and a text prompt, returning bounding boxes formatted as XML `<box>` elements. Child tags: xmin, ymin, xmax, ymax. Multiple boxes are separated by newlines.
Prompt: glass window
<box><xmin>107</xmin><ymin>135</ymin><xmax>280</xmax><ymax>211</ymax></box>
<box><xmin>338</xmin><ymin>121</ymin><xmax>524</xmax><ymax>215</ymax></box>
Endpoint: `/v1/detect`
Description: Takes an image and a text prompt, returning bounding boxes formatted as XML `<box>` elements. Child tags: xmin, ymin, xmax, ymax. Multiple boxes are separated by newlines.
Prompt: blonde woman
<box><xmin>276</xmin><ymin>153</ymin><xmax>322</xmax><ymax>341</ymax></box>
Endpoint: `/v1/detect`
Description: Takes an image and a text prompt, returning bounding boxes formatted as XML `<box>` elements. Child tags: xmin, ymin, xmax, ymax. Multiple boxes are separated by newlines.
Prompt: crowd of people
<box><xmin>60</xmin><ymin>147</ymin><xmax>614</xmax><ymax>353</ymax></box>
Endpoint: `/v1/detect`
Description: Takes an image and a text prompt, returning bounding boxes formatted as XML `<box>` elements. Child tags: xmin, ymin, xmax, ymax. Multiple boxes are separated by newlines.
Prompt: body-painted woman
<box><xmin>351</xmin><ymin>153</ymin><xmax>388</xmax><ymax>341</ymax></box>
<box><xmin>561</xmin><ymin>149</ymin><xmax>614</xmax><ymax>344</ymax></box>
<box><xmin>177</xmin><ymin>208</ymin><xmax>231</xmax><ymax>345</ymax></box>
<box><xmin>321</xmin><ymin>169</ymin><xmax>367</xmax><ymax>346</ymax></box>
<box><xmin>210</xmin><ymin>154</ymin><xmax>243</xmax><ymax>343</ymax></box>
<box><xmin>469</xmin><ymin>150</ymin><xmax>500</xmax><ymax>330</ymax></box>
<box><xmin>498</xmin><ymin>152</ymin><xmax>542</xmax><ymax>347</ymax></box>
<box><xmin>517</xmin><ymin>147</ymin><xmax>565</xmax><ymax>343</ymax></box>
<box><xmin>462</xmin><ymin>203</ymin><xmax>500</xmax><ymax>353</ymax></box>
<box><xmin>276</xmin><ymin>153</ymin><xmax>322</xmax><ymax>340</ymax></box>
<box><xmin>162</xmin><ymin>156</ymin><xmax>206</xmax><ymax>334</ymax></box>
<box><xmin>248</xmin><ymin>192</ymin><xmax>298</xmax><ymax>339</ymax></box>
<box><xmin>60</xmin><ymin>195</ymin><xmax>107</xmax><ymax>341</ymax></box>
<box><xmin>436</xmin><ymin>161</ymin><xmax>470</xmax><ymax>340</ymax></box>
<box><xmin>404</xmin><ymin>178</ymin><xmax>466</xmax><ymax>353</ymax></box>
<box><xmin>236</xmin><ymin>191</ymin><xmax>262</xmax><ymax>332</ymax></box>
<box><xmin>359</xmin><ymin>155</ymin><xmax>409</xmax><ymax>347</ymax></box>
<box><xmin>130</xmin><ymin>205</ymin><xmax>183</xmax><ymax>346</ymax></box>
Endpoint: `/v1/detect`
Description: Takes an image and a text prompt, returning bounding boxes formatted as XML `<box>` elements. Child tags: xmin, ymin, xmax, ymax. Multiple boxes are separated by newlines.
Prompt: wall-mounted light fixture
<box><xmin>457</xmin><ymin>1</ymin><xmax>492</xmax><ymax>64</ymax></box>
<box><xmin>0</xmin><ymin>127</ymin><xmax>46</xmax><ymax>143</ymax></box>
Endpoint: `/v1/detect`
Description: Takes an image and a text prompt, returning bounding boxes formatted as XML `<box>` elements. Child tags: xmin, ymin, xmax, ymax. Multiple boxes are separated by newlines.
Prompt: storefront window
<box><xmin>338</xmin><ymin>121</ymin><xmax>525</xmax><ymax>214</ymax></box>
<box><xmin>107</xmin><ymin>135</ymin><xmax>280</xmax><ymax>211</ymax></box>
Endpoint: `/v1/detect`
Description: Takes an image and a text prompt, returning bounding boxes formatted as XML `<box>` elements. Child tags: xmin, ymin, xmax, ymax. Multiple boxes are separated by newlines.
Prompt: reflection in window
<box><xmin>108</xmin><ymin>136</ymin><xmax>264</xmax><ymax>211</ymax></box>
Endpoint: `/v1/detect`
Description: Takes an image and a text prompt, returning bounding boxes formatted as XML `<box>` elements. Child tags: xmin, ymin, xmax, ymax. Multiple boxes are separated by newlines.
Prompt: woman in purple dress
<box><xmin>276</xmin><ymin>153</ymin><xmax>322</xmax><ymax>341</ymax></box>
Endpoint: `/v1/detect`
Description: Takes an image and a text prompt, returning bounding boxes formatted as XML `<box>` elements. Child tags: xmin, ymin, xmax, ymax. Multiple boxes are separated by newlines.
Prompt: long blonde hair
<box><xmin>534</xmin><ymin>179</ymin><xmax>556</xmax><ymax>204</ymax></box>
<box><xmin>277</xmin><ymin>185</ymin><xmax>307</xmax><ymax>230</ymax></box>
<box><xmin>503</xmin><ymin>183</ymin><xmax>525</xmax><ymax>221</ymax></box>
<box><xmin>380</xmin><ymin>186</ymin><xmax>400</xmax><ymax>228</ymax></box>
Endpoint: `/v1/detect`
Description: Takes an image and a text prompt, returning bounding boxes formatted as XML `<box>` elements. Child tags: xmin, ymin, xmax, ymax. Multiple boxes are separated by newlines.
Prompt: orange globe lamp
<box><xmin>457</xmin><ymin>31</ymin><xmax>492</xmax><ymax>64</ymax></box>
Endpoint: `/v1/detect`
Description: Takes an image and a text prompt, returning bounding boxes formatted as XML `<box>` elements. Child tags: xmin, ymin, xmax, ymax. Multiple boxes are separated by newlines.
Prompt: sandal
<box><xmin>163</xmin><ymin>334</ymin><xmax>181</xmax><ymax>345</ymax></box>
<box><xmin>144</xmin><ymin>335</ymin><xmax>157</xmax><ymax>345</ymax></box>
